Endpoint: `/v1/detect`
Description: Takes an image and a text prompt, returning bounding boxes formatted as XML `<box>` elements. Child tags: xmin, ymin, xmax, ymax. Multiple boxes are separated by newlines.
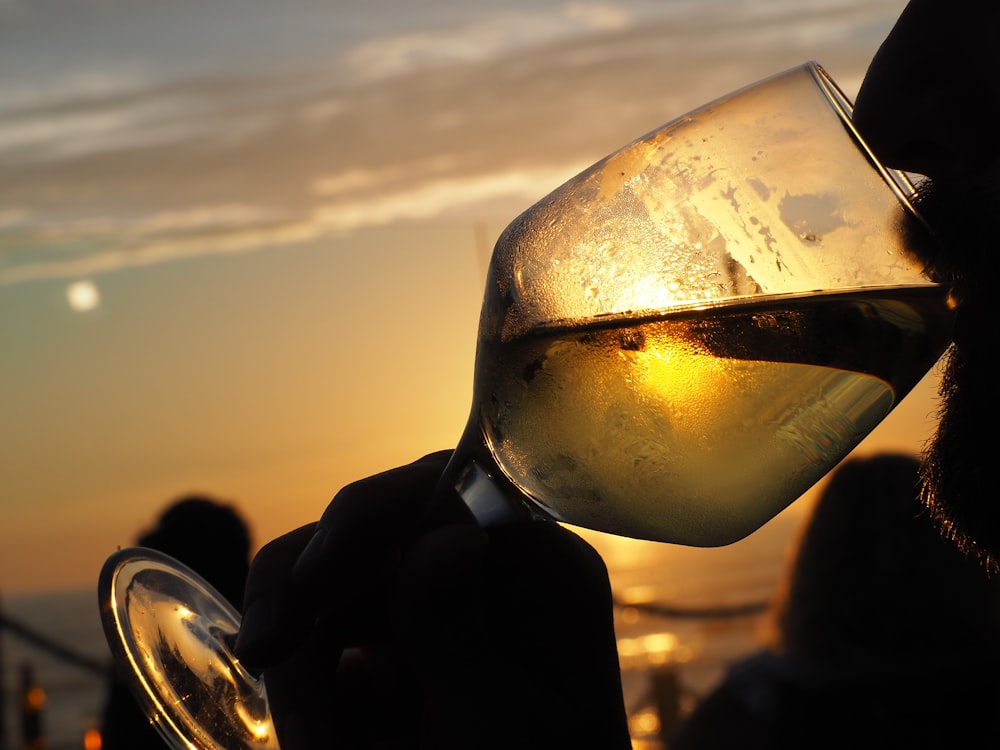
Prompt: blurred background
<box><xmin>1</xmin><ymin>0</ymin><xmax>941</xmax><ymax>747</ymax></box>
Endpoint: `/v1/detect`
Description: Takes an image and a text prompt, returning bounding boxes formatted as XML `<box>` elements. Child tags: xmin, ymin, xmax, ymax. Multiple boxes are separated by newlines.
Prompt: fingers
<box><xmin>291</xmin><ymin>451</ymin><xmax>458</xmax><ymax>590</ymax></box>
<box><xmin>390</xmin><ymin>521</ymin><xmax>631</xmax><ymax>749</ymax></box>
<box><xmin>481</xmin><ymin>523</ymin><xmax>629</xmax><ymax>748</ymax></box>
<box><xmin>234</xmin><ymin>523</ymin><xmax>317</xmax><ymax>670</ymax></box>
<box><xmin>390</xmin><ymin>523</ymin><xmax>491</xmax><ymax>749</ymax></box>
<box><xmin>261</xmin><ymin>615</ymin><xmax>340</xmax><ymax>750</ymax></box>
<box><xmin>235</xmin><ymin>451</ymin><xmax>459</xmax><ymax>668</ymax></box>
<box><xmin>235</xmin><ymin>452</ymin><xmax>633</xmax><ymax>749</ymax></box>
<box><xmin>391</xmin><ymin>523</ymin><xmax>491</xmax><ymax>685</ymax></box>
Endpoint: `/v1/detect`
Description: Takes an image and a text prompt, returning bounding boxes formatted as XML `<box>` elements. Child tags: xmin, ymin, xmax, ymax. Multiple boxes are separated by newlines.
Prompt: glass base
<box><xmin>98</xmin><ymin>547</ymin><xmax>279</xmax><ymax>750</ymax></box>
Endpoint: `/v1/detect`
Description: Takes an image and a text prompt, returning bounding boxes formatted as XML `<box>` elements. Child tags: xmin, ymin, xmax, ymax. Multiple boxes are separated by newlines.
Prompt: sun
<box><xmin>66</xmin><ymin>280</ymin><xmax>101</xmax><ymax>312</ymax></box>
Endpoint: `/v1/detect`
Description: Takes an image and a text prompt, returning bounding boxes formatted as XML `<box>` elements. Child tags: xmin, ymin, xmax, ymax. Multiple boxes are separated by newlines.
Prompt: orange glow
<box><xmin>83</xmin><ymin>729</ymin><xmax>103</xmax><ymax>750</ymax></box>
<box><xmin>629</xmin><ymin>708</ymin><xmax>661</xmax><ymax>738</ymax></box>
<box><xmin>25</xmin><ymin>686</ymin><xmax>46</xmax><ymax>710</ymax></box>
<box><xmin>616</xmin><ymin>631</ymin><xmax>690</xmax><ymax>670</ymax></box>
<box><xmin>620</xmin><ymin>606</ymin><xmax>641</xmax><ymax>625</ymax></box>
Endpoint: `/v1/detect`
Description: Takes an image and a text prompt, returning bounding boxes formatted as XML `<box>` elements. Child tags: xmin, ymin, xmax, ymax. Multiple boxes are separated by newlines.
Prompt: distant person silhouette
<box><xmin>669</xmin><ymin>453</ymin><xmax>1000</xmax><ymax>749</ymax></box>
<box><xmin>99</xmin><ymin>495</ymin><xmax>253</xmax><ymax>750</ymax></box>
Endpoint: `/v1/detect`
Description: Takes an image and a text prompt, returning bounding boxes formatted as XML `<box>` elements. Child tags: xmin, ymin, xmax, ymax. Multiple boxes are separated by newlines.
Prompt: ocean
<box><xmin>1</xmin><ymin>0</ymin><xmax>921</xmax><ymax>747</ymax></box>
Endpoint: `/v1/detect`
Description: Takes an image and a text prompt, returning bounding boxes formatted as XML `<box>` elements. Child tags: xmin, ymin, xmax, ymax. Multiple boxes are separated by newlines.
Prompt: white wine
<box><xmin>474</xmin><ymin>285</ymin><xmax>954</xmax><ymax>546</ymax></box>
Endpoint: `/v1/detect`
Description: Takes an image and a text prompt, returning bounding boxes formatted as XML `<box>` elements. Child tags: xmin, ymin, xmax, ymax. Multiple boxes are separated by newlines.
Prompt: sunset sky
<box><xmin>0</xmin><ymin>0</ymin><xmax>920</xmax><ymax>595</ymax></box>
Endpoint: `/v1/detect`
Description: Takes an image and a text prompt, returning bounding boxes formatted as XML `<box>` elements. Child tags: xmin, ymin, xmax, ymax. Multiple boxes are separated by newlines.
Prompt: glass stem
<box><xmin>440</xmin><ymin>418</ymin><xmax>544</xmax><ymax>528</ymax></box>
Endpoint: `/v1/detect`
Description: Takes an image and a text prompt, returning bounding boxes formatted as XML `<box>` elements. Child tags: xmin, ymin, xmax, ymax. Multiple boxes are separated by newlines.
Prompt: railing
<box><xmin>0</xmin><ymin>594</ymin><xmax>108</xmax><ymax>750</ymax></box>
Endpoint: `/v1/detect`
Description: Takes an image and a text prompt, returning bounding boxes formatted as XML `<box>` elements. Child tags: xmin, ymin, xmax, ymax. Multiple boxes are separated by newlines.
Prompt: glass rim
<box><xmin>806</xmin><ymin>61</ymin><xmax>928</xmax><ymax>224</ymax></box>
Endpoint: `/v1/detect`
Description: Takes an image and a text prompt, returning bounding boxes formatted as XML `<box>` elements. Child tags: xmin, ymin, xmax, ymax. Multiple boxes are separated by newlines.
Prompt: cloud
<box><xmin>342</xmin><ymin>6</ymin><xmax>636</xmax><ymax>82</ymax></box>
<box><xmin>0</xmin><ymin>162</ymin><xmax>587</xmax><ymax>287</ymax></box>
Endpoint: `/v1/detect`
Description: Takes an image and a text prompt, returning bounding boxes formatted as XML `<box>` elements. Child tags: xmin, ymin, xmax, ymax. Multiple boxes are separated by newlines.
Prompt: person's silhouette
<box><xmin>99</xmin><ymin>495</ymin><xmax>253</xmax><ymax>750</ymax></box>
<box><xmin>232</xmin><ymin>3</ymin><xmax>1000</xmax><ymax>746</ymax></box>
<box><xmin>670</xmin><ymin>453</ymin><xmax>1000</xmax><ymax>749</ymax></box>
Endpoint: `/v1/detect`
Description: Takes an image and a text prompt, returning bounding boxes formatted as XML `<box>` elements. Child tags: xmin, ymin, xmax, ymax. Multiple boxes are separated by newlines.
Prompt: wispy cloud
<box><xmin>0</xmin><ymin>163</ymin><xmax>585</xmax><ymax>287</ymax></box>
<box><xmin>343</xmin><ymin>4</ymin><xmax>637</xmax><ymax>82</ymax></box>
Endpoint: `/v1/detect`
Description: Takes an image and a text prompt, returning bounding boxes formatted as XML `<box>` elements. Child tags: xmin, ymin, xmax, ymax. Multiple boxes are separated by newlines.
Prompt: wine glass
<box><xmin>448</xmin><ymin>61</ymin><xmax>950</xmax><ymax>546</ymax></box>
<box><xmin>99</xmin><ymin>62</ymin><xmax>953</xmax><ymax>750</ymax></box>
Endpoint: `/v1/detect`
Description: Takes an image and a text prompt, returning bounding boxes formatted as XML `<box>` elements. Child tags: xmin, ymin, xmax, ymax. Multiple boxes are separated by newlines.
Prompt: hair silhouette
<box><xmin>136</xmin><ymin>494</ymin><xmax>252</xmax><ymax>611</ymax></box>
<box><xmin>775</xmin><ymin>453</ymin><xmax>1000</xmax><ymax>667</ymax></box>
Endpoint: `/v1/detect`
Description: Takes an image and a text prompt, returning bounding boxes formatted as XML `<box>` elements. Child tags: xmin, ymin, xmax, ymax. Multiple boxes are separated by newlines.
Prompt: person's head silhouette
<box><xmin>138</xmin><ymin>494</ymin><xmax>252</xmax><ymax>611</ymax></box>
<box><xmin>775</xmin><ymin>453</ymin><xmax>1000</xmax><ymax>669</ymax></box>
<box><xmin>671</xmin><ymin>453</ymin><xmax>1000</xmax><ymax>750</ymax></box>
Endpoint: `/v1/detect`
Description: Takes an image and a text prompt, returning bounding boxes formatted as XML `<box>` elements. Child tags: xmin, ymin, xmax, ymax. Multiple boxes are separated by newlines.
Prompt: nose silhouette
<box><xmin>852</xmin><ymin>0</ymin><xmax>1000</xmax><ymax>186</ymax></box>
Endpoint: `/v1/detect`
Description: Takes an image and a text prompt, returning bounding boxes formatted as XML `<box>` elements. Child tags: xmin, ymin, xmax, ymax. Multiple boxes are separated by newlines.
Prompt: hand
<box><xmin>234</xmin><ymin>451</ymin><xmax>631</xmax><ymax>750</ymax></box>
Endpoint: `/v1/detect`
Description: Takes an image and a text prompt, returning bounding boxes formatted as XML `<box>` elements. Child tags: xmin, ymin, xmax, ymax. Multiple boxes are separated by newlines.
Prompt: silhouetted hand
<box><xmin>234</xmin><ymin>451</ymin><xmax>631</xmax><ymax>750</ymax></box>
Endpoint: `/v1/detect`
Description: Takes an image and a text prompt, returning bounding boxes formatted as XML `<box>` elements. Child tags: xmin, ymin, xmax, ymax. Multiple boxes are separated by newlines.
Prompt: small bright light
<box><xmin>250</xmin><ymin>722</ymin><xmax>271</xmax><ymax>740</ymax></box>
<box><xmin>67</xmin><ymin>280</ymin><xmax>100</xmax><ymax>311</ymax></box>
<box><xmin>629</xmin><ymin>707</ymin><xmax>661</xmax><ymax>736</ymax></box>
<box><xmin>25</xmin><ymin>686</ymin><xmax>46</xmax><ymax>710</ymax></box>
<box><xmin>83</xmin><ymin>728</ymin><xmax>103</xmax><ymax>750</ymax></box>
<box><xmin>616</xmin><ymin>631</ymin><xmax>682</xmax><ymax>668</ymax></box>
<box><xmin>642</xmin><ymin>632</ymin><xmax>679</xmax><ymax>656</ymax></box>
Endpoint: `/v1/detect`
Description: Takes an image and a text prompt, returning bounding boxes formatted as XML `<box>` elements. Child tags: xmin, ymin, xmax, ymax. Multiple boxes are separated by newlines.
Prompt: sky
<box><xmin>0</xmin><ymin>0</ymin><xmax>922</xmax><ymax>595</ymax></box>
